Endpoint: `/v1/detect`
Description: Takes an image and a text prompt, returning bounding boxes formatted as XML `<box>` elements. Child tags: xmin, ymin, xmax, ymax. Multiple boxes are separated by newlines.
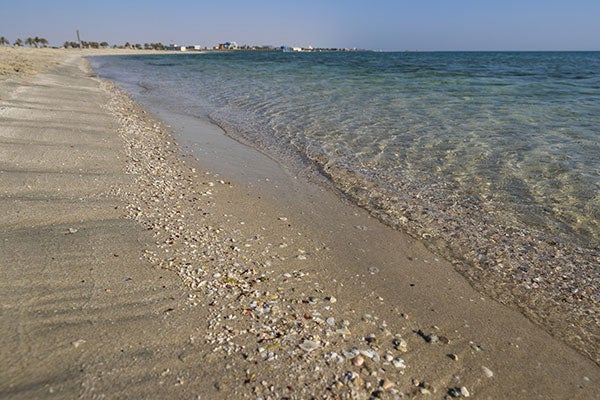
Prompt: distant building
<box><xmin>292</xmin><ymin>47</ymin><xmax>302</xmax><ymax>52</ymax></box>
<box><xmin>167</xmin><ymin>44</ymin><xmax>186</xmax><ymax>51</ymax></box>
<box><xmin>218</xmin><ymin>41</ymin><xmax>238</xmax><ymax>50</ymax></box>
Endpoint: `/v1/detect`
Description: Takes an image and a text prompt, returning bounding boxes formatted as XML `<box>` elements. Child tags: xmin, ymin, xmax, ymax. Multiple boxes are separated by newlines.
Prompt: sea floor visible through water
<box><xmin>90</xmin><ymin>51</ymin><xmax>600</xmax><ymax>363</ymax></box>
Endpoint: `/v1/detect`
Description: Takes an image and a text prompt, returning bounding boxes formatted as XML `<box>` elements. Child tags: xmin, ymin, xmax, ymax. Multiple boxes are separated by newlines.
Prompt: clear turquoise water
<box><xmin>91</xmin><ymin>51</ymin><xmax>600</xmax><ymax>359</ymax></box>
<box><xmin>92</xmin><ymin>52</ymin><xmax>599</xmax><ymax>251</ymax></box>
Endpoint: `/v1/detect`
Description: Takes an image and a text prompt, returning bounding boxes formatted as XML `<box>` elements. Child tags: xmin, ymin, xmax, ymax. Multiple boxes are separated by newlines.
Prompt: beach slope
<box><xmin>0</xmin><ymin>48</ymin><xmax>598</xmax><ymax>399</ymax></box>
<box><xmin>0</xmin><ymin>51</ymin><xmax>221</xmax><ymax>399</ymax></box>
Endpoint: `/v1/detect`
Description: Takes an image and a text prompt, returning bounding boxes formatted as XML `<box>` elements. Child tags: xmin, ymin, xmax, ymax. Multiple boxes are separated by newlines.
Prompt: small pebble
<box><xmin>448</xmin><ymin>386</ymin><xmax>470</xmax><ymax>398</ymax></box>
<box><xmin>417</xmin><ymin>329</ymin><xmax>440</xmax><ymax>343</ymax></box>
<box><xmin>392</xmin><ymin>338</ymin><xmax>408</xmax><ymax>352</ymax></box>
<box><xmin>469</xmin><ymin>342</ymin><xmax>483</xmax><ymax>352</ymax></box>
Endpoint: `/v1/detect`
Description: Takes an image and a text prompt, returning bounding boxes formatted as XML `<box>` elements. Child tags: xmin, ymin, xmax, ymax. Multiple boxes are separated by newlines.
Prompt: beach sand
<box><xmin>0</xmin><ymin>47</ymin><xmax>598</xmax><ymax>399</ymax></box>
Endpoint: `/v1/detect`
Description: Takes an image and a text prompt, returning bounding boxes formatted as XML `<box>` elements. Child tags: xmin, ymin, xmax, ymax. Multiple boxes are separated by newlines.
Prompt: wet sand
<box><xmin>0</xmin><ymin>47</ymin><xmax>598</xmax><ymax>399</ymax></box>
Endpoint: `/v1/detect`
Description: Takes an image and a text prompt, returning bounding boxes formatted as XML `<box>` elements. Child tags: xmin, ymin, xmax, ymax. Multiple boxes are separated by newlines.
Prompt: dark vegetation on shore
<box><xmin>0</xmin><ymin>35</ymin><xmax>165</xmax><ymax>50</ymax></box>
<box><xmin>0</xmin><ymin>36</ymin><xmax>49</xmax><ymax>47</ymax></box>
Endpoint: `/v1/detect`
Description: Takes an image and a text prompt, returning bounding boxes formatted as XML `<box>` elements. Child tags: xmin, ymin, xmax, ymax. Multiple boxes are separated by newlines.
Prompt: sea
<box><xmin>90</xmin><ymin>51</ymin><xmax>599</xmax><ymax>359</ymax></box>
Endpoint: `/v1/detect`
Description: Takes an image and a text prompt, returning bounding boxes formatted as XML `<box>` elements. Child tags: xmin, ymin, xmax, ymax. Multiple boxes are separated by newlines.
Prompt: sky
<box><xmin>1</xmin><ymin>0</ymin><xmax>599</xmax><ymax>51</ymax></box>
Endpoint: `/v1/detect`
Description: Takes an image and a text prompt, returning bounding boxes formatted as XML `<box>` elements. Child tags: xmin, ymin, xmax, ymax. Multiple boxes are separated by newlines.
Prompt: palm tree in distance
<box><xmin>0</xmin><ymin>37</ymin><xmax>9</xmax><ymax>46</ymax></box>
<box><xmin>14</xmin><ymin>38</ymin><xmax>23</xmax><ymax>46</ymax></box>
<box><xmin>25</xmin><ymin>37</ymin><xmax>34</xmax><ymax>47</ymax></box>
<box><xmin>39</xmin><ymin>38</ymin><xmax>49</xmax><ymax>47</ymax></box>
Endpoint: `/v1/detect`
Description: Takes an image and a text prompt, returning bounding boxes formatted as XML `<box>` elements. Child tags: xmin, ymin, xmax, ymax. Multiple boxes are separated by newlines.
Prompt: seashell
<box><xmin>381</xmin><ymin>378</ymin><xmax>395</xmax><ymax>390</ymax></box>
<box><xmin>342</xmin><ymin>349</ymin><xmax>359</xmax><ymax>359</ymax></box>
<box><xmin>352</xmin><ymin>355</ymin><xmax>365</xmax><ymax>366</ymax></box>
<box><xmin>336</xmin><ymin>327</ymin><xmax>351</xmax><ymax>335</ymax></box>
<box><xmin>299</xmin><ymin>340</ymin><xmax>320</xmax><ymax>353</ymax></box>
<box><xmin>392</xmin><ymin>357</ymin><xmax>406</xmax><ymax>369</ymax></box>
<box><xmin>360</xmin><ymin>349</ymin><xmax>377</xmax><ymax>359</ymax></box>
<box><xmin>482</xmin><ymin>366</ymin><xmax>494</xmax><ymax>378</ymax></box>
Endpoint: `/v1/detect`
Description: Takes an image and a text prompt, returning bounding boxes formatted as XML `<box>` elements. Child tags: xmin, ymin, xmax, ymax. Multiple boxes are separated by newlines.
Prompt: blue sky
<box><xmin>1</xmin><ymin>0</ymin><xmax>599</xmax><ymax>50</ymax></box>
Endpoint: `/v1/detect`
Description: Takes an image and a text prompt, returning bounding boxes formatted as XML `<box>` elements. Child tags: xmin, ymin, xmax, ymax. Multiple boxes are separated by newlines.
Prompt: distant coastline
<box><xmin>2</xmin><ymin>34</ymin><xmax>598</xmax><ymax>53</ymax></box>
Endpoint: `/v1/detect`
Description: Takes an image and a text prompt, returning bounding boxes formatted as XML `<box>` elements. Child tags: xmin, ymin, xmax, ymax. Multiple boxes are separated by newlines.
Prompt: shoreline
<box><xmin>1</xmin><ymin>47</ymin><xmax>598</xmax><ymax>399</ymax></box>
<box><xmin>91</xmin><ymin>50</ymin><xmax>598</xmax><ymax>364</ymax></box>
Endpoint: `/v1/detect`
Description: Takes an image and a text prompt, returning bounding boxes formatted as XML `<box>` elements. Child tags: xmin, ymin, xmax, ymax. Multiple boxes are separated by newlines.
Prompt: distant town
<box><xmin>167</xmin><ymin>41</ymin><xmax>367</xmax><ymax>52</ymax></box>
<box><xmin>0</xmin><ymin>36</ymin><xmax>366</xmax><ymax>52</ymax></box>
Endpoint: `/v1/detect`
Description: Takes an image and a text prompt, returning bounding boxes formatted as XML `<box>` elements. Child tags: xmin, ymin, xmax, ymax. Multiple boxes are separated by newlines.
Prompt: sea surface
<box><xmin>90</xmin><ymin>51</ymin><xmax>599</xmax><ymax>360</ymax></box>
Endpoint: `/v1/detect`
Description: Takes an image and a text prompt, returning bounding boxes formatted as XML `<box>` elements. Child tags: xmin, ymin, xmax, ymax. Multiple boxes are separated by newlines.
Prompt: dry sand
<box><xmin>0</xmin><ymin>47</ymin><xmax>173</xmax><ymax>79</ymax></box>
<box><xmin>0</xmin><ymin>47</ymin><xmax>598</xmax><ymax>399</ymax></box>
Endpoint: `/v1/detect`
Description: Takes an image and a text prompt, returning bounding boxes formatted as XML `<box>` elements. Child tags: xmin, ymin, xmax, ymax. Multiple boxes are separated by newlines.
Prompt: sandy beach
<box><xmin>0</xmin><ymin>47</ymin><xmax>598</xmax><ymax>399</ymax></box>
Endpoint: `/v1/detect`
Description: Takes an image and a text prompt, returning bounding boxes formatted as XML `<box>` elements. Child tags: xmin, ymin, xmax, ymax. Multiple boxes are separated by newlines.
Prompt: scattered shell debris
<box><xmin>100</xmin><ymin>79</ymin><xmax>511</xmax><ymax>399</ymax></box>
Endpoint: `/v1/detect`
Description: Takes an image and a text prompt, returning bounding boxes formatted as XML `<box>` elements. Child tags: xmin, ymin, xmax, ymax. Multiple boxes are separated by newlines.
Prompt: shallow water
<box><xmin>91</xmin><ymin>51</ymin><xmax>599</xmax><ymax>360</ymax></box>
